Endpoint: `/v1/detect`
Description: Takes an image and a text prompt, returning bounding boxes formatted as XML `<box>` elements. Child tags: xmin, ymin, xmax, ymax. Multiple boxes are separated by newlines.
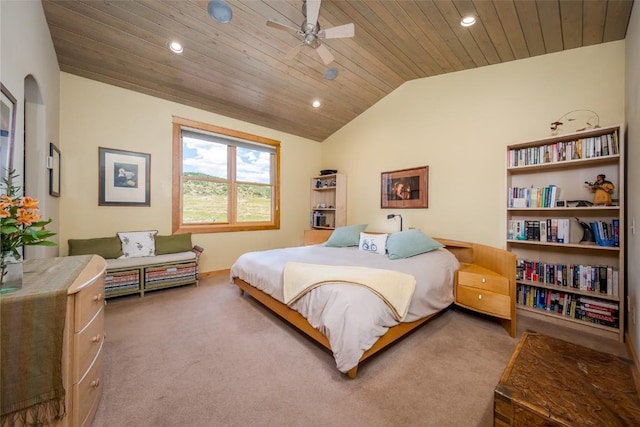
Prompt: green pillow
<box><xmin>155</xmin><ymin>233</ymin><xmax>193</xmax><ymax>255</ymax></box>
<box><xmin>324</xmin><ymin>224</ymin><xmax>368</xmax><ymax>247</ymax></box>
<box><xmin>68</xmin><ymin>236</ymin><xmax>123</xmax><ymax>259</ymax></box>
<box><xmin>386</xmin><ymin>229</ymin><xmax>444</xmax><ymax>260</ymax></box>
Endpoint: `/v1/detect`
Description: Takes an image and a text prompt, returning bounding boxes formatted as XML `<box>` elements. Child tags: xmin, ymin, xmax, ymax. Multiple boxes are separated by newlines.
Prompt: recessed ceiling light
<box><xmin>169</xmin><ymin>41</ymin><xmax>183</xmax><ymax>54</ymax></box>
<box><xmin>312</xmin><ymin>100</ymin><xmax>321</xmax><ymax>108</ymax></box>
<box><xmin>460</xmin><ymin>15</ymin><xmax>476</xmax><ymax>27</ymax></box>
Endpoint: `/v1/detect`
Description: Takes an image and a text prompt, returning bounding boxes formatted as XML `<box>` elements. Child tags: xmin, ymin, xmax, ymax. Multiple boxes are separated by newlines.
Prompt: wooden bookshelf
<box><xmin>310</xmin><ymin>173</ymin><xmax>346</xmax><ymax>230</ymax></box>
<box><xmin>506</xmin><ymin>125</ymin><xmax>625</xmax><ymax>342</ymax></box>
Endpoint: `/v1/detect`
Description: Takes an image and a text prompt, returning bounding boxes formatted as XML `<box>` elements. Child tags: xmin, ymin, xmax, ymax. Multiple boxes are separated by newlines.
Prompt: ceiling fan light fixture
<box><xmin>169</xmin><ymin>41</ymin><xmax>183</xmax><ymax>54</ymax></box>
<box><xmin>460</xmin><ymin>15</ymin><xmax>476</xmax><ymax>27</ymax></box>
<box><xmin>208</xmin><ymin>0</ymin><xmax>232</xmax><ymax>24</ymax></box>
<box><xmin>312</xmin><ymin>100</ymin><xmax>321</xmax><ymax>108</ymax></box>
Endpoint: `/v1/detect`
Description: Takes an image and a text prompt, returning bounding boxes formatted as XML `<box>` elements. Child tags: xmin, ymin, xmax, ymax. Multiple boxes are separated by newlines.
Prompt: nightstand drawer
<box><xmin>456</xmin><ymin>285</ymin><xmax>511</xmax><ymax>319</ymax></box>
<box><xmin>457</xmin><ymin>266</ymin><xmax>509</xmax><ymax>295</ymax></box>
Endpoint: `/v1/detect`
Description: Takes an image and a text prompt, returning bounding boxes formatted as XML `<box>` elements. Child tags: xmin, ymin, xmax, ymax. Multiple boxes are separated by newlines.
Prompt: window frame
<box><xmin>172</xmin><ymin>116</ymin><xmax>280</xmax><ymax>234</ymax></box>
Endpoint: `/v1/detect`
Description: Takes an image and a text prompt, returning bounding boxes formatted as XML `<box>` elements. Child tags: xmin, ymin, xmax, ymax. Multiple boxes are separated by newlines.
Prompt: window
<box><xmin>172</xmin><ymin>117</ymin><xmax>280</xmax><ymax>233</ymax></box>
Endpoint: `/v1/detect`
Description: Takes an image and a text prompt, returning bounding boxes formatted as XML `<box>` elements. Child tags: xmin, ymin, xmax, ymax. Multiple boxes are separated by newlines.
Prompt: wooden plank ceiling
<box><xmin>42</xmin><ymin>0</ymin><xmax>634</xmax><ymax>142</ymax></box>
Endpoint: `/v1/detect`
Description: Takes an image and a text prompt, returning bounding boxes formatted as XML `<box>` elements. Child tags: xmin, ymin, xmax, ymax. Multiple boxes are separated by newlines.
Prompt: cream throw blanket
<box><xmin>283</xmin><ymin>262</ymin><xmax>417</xmax><ymax>321</ymax></box>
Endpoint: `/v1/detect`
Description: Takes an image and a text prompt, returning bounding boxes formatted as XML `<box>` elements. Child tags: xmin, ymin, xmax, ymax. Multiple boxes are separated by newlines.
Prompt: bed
<box><xmin>230</xmin><ymin>229</ymin><xmax>515</xmax><ymax>378</ymax></box>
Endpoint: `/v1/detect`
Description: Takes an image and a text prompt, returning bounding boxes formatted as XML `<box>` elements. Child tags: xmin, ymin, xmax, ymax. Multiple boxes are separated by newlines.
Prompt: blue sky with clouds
<box><xmin>182</xmin><ymin>136</ymin><xmax>271</xmax><ymax>184</ymax></box>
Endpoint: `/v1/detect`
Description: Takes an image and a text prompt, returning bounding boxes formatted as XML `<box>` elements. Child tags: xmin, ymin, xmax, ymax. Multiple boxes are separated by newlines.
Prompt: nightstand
<box><xmin>455</xmin><ymin>263</ymin><xmax>515</xmax><ymax>337</ymax></box>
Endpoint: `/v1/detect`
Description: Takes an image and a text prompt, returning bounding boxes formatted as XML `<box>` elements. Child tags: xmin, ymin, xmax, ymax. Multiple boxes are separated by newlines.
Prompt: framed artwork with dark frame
<box><xmin>1</xmin><ymin>83</ymin><xmax>17</xmax><ymax>181</ymax></box>
<box><xmin>381</xmin><ymin>166</ymin><xmax>429</xmax><ymax>209</ymax></box>
<box><xmin>49</xmin><ymin>142</ymin><xmax>61</xmax><ymax>197</ymax></box>
<box><xmin>99</xmin><ymin>147</ymin><xmax>150</xmax><ymax>206</ymax></box>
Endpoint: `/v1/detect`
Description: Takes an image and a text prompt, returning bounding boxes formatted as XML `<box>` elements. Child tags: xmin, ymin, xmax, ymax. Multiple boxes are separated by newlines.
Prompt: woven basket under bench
<box><xmin>104</xmin><ymin>251</ymin><xmax>199</xmax><ymax>298</ymax></box>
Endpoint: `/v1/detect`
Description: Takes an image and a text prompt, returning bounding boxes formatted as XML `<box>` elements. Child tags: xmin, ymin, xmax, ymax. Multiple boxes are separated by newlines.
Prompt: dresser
<box><xmin>66</xmin><ymin>255</ymin><xmax>107</xmax><ymax>427</ymax></box>
<box><xmin>0</xmin><ymin>255</ymin><xmax>106</xmax><ymax>427</ymax></box>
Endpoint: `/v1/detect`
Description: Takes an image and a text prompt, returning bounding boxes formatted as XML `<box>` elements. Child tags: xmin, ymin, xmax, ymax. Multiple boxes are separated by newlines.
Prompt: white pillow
<box><xmin>117</xmin><ymin>230</ymin><xmax>158</xmax><ymax>258</ymax></box>
<box><xmin>358</xmin><ymin>232</ymin><xmax>388</xmax><ymax>255</ymax></box>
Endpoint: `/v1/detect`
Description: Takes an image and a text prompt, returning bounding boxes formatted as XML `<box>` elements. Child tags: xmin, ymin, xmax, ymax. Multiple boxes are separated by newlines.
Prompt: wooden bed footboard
<box><xmin>234</xmin><ymin>276</ymin><xmax>436</xmax><ymax>378</ymax></box>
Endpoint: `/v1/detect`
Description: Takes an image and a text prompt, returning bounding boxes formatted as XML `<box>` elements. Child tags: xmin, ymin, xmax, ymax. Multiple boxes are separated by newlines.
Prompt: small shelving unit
<box><xmin>506</xmin><ymin>124</ymin><xmax>625</xmax><ymax>342</ymax></box>
<box><xmin>310</xmin><ymin>173</ymin><xmax>346</xmax><ymax>230</ymax></box>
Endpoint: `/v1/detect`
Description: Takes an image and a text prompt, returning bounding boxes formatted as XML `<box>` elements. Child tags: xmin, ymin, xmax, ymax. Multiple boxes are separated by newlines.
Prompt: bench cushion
<box><xmin>68</xmin><ymin>236</ymin><xmax>123</xmax><ymax>259</ymax></box>
<box><xmin>155</xmin><ymin>233</ymin><xmax>192</xmax><ymax>255</ymax></box>
<box><xmin>106</xmin><ymin>251</ymin><xmax>196</xmax><ymax>270</ymax></box>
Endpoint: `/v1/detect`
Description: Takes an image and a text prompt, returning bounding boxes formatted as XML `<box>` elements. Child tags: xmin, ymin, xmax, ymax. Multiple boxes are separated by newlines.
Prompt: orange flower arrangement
<box><xmin>1</xmin><ymin>170</ymin><xmax>56</xmax><ymax>284</ymax></box>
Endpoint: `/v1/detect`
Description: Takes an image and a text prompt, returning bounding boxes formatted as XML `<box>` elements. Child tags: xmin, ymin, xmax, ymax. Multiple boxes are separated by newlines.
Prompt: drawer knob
<box><xmin>478</xmin><ymin>294</ymin><xmax>483</xmax><ymax>300</ymax></box>
<box><xmin>91</xmin><ymin>334</ymin><xmax>101</xmax><ymax>343</ymax></box>
<box><xmin>481</xmin><ymin>277</ymin><xmax>486</xmax><ymax>283</ymax></box>
<box><xmin>93</xmin><ymin>293</ymin><xmax>103</xmax><ymax>302</ymax></box>
<box><xmin>91</xmin><ymin>378</ymin><xmax>100</xmax><ymax>388</ymax></box>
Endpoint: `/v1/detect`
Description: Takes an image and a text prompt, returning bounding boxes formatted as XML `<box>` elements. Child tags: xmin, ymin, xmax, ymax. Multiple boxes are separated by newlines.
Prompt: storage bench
<box><xmin>494</xmin><ymin>331</ymin><xmax>640</xmax><ymax>426</ymax></box>
<box><xmin>68</xmin><ymin>232</ymin><xmax>201</xmax><ymax>299</ymax></box>
<box><xmin>104</xmin><ymin>251</ymin><xmax>199</xmax><ymax>298</ymax></box>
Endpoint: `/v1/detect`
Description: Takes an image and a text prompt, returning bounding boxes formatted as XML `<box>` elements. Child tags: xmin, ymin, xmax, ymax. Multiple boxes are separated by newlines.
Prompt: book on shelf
<box><xmin>507</xmin><ymin>185</ymin><xmax>559</xmax><ymax>208</ymax></box>
<box><xmin>509</xmin><ymin>219</ymin><xmax>570</xmax><ymax>243</ymax></box>
<box><xmin>516</xmin><ymin>284</ymin><xmax>620</xmax><ymax>327</ymax></box>
<box><xmin>507</xmin><ymin>130</ymin><xmax>619</xmax><ymax>167</ymax></box>
<box><xmin>516</xmin><ymin>258</ymin><xmax>617</xmax><ymax>296</ymax></box>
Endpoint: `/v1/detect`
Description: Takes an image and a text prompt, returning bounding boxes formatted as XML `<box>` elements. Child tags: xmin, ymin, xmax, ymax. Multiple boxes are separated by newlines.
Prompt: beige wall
<box><xmin>59</xmin><ymin>73</ymin><xmax>321</xmax><ymax>272</ymax></box>
<box><xmin>0</xmin><ymin>0</ymin><xmax>61</xmax><ymax>259</ymax></box>
<box><xmin>321</xmin><ymin>41</ymin><xmax>626</xmax><ymax>248</ymax></box>
<box><xmin>625</xmin><ymin>4</ymin><xmax>640</xmax><ymax>359</ymax></box>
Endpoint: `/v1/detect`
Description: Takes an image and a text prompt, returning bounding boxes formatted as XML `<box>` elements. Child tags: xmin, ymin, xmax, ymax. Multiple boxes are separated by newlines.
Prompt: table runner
<box><xmin>1</xmin><ymin>255</ymin><xmax>92</xmax><ymax>426</ymax></box>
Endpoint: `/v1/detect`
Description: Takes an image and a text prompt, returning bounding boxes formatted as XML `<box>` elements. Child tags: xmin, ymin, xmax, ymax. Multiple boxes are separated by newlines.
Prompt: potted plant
<box><xmin>0</xmin><ymin>169</ymin><xmax>56</xmax><ymax>288</ymax></box>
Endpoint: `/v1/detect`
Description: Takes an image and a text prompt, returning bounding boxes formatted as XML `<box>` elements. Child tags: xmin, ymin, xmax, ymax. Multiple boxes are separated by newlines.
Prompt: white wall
<box><xmin>321</xmin><ymin>42</ymin><xmax>626</xmax><ymax>249</ymax></box>
<box><xmin>59</xmin><ymin>74</ymin><xmax>321</xmax><ymax>273</ymax></box>
<box><xmin>0</xmin><ymin>0</ymin><xmax>61</xmax><ymax>258</ymax></box>
<box><xmin>625</xmin><ymin>3</ymin><xmax>640</xmax><ymax>359</ymax></box>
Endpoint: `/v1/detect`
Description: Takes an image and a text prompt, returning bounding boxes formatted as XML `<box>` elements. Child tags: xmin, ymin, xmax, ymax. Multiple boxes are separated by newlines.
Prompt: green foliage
<box><xmin>1</xmin><ymin>170</ymin><xmax>57</xmax><ymax>261</ymax></box>
<box><xmin>182</xmin><ymin>178</ymin><xmax>272</xmax><ymax>224</ymax></box>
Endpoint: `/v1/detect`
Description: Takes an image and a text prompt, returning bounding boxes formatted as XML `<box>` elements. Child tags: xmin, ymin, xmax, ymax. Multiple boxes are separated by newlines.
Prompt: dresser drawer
<box><xmin>74</xmin><ymin>342</ymin><xmax>104</xmax><ymax>427</ymax></box>
<box><xmin>457</xmin><ymin>267</ymin><xmax>509</xmax><ymax>295</ymax></box>
<box><xmin>456</xmin><ymin>285</ymin><xmax>511</xmax><ymax>319</ymax></box>
<box><xmin>74</xmin><ymin>275</ymin><xmax>105</xmax><ymax>331</ymax></box>
<box><xmin>74</xmin><ymin>305</ymin><xmax>105</xmax><ymax>380</ymax></box>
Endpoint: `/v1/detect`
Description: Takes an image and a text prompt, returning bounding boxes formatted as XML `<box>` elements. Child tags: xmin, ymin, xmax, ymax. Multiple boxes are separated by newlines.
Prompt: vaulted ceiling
<box><xmin>42</xmin><ymin>0</ymin><xmax>634</xmax><ymax>142</ymax></box>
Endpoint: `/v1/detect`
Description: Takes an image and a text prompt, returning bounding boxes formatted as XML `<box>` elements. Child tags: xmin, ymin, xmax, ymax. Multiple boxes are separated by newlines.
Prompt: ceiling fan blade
<box><xmin>267</xmin><ymin>20</ymin><xmax>300</xmax><ymax>33</ymax></box>
<box><xmin>306</xmin><ymin>0</ymin><xmax>321</xmax><ymax>27</ymax></box>
<box><xmin>315</xmin><ymin>42</ymin><xmax>334</xmax><ymax>65</ymax></box>
<box><xmin>285</xmin><ymin>43</ymin><xmax>304</xmax><ymax>60</ymax></box>
<box><xmin>319</xmin><ymin>23</ymin><xmax>355</xmax><ymax>39</ymax></box>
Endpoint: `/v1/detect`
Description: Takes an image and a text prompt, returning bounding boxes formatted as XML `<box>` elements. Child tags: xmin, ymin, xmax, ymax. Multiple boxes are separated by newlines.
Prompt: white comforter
<box><xmin>230</xmin><ymin>245</ymin><xmax>459</xmax><ymax>373</ymax></box>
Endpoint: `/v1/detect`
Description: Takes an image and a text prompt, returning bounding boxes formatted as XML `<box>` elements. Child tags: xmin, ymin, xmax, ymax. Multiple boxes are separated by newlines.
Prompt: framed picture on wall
<box><xmin>381</xmin><ymin>166</ymin><xmax>429</xmax><ymax>209</ymax></box>
<box><xmin>99</xmin><ymin>147</ymin><xmax>150</xmax><ymax>206</ymax></box>
<box><xmin>49</xmin><ymin>142</ymin><xmax>61</xmax><ymax>197</ymax></box>
<box><xmin>1</xmin><ymin>83</ymin><xmax>17</xmax><ymax>182</ymax></box>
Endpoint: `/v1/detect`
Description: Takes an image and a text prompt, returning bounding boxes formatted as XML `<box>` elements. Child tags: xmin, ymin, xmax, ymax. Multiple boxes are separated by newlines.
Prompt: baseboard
<box><xmin>625</xmin><ymin>331</ymin><xmax>640</xmax><ymax>392</ymax></box>
<box><xmin>198</xmin><ymin>269</ymin><xmax>230</xmax><ymax>279</ymax></box>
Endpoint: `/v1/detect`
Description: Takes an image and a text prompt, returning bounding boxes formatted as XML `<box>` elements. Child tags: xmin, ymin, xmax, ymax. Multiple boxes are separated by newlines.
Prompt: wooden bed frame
<box><xmin>233</xmin><ymin>229</ymin><xmax>516</xmax><ymax>378</ymax></box>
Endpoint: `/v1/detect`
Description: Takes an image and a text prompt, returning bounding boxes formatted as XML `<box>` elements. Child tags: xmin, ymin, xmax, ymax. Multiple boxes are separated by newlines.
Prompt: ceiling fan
<box><xmin>266</xmin><ymin>0</ymin><xmax>355</xmax><ymax>65</ymax></box>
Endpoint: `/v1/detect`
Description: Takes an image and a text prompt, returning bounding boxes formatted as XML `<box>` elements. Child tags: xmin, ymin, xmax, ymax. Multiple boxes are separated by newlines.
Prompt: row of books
<box><xmin>508</xmin><ymin>185</ymin><xmax>558</xmax><ymax>208</ymax></box>
<box><xmin>516</xmin><ymin>259</ymin><xmax>619</xmax><ymax>295</ymax></box>
<box><xmin>517</xmin><ymin>285</ymin><xmax>620</xmax><ymax>328</ymax></box>
<box><xmin>508</xmin><ymin>218</ymin><xmax>570</xmax><ymax>243</ymax></box>
<box><xmin>591</xmin><ymin>219</ymin><xmax>620</xmax><ymax>247</ymax></box>
<box><xmin>507</xmin><ymin>131</ymin><xmax>619</xmax><ymax>167</ymax></box>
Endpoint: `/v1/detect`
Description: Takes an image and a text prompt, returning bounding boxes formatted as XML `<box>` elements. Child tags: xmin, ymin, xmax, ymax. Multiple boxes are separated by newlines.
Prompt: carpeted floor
<box><xmin>92</xmin><ymin>273</ymin><xmax>627</xmax><ymax>427</ymax></box>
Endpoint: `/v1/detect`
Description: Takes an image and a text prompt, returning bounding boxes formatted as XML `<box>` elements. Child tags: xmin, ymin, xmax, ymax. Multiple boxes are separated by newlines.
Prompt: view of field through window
<box><xmin>182</xmin><ymin>135</ymin><xmax>273</xmax><ymax>224</ymax></box>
